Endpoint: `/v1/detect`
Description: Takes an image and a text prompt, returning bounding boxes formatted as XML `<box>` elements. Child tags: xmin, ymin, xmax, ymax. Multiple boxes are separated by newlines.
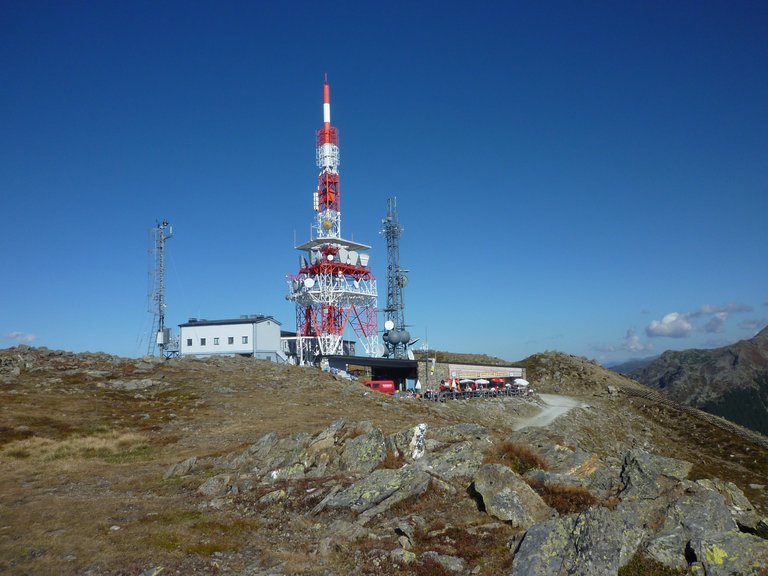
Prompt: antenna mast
<box><xmin>381</xmin><ymin>197</ymin><xmax>411</xmax><ymax>358</ymax></box>
<box><xmin>148</xmin><ymin>220</ymin><xmax>178</xmax><ymax>358</ymax></box>
<box><xmin>286</xmin><ymin>79</ymin><xmax>379</xmax><ymax>364</ymax></box>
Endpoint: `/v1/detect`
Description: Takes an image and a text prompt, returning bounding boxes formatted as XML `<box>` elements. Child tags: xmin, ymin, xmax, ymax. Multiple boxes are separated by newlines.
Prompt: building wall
<box><xmin>180</xmin><ymin>320</ymin><xmax>285</xmax><ymax>361</ymax></box>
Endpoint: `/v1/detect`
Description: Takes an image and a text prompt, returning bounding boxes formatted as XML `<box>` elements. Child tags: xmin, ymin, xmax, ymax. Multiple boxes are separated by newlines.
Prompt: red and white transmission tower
<box><xmin>287</xmin><ymin>79</ymin><xmax>378</xmax><ymax>364</ymax></box>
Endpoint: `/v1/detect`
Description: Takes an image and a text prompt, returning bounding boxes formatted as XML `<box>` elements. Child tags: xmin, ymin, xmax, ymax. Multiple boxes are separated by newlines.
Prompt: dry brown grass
<box><xmin>524</xmin><ymin>478</ymin><xmax>598</xmax><ymax>514</ymax></box>
<box><xmin>0</xmin><ymin>431</ymin><xmax>149</xmax><ymax>465</ymax></box>
<box><xmin>378</xmin><ymin>447</ymin><xmax>407</xmax><ymax>469</ymax></box>
<box><xmin>484</xmin><ymin>441</ymin><xmax>548</xmax><ymax>474</ymax></box>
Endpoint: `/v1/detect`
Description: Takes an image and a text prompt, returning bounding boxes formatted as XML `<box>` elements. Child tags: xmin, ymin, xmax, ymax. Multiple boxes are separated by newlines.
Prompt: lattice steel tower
<box><xmin>381</xmin><ymin>197</ymin><xmax>410</xmax><ymax>358</ymax></box>
<box><xmin>148</xmin><ymin>219</ymin><xmax>178</xmax><ymax>357</ymax></box>
<box><xmin>286</xmin><ymin>79</ymin><xmax>378</xmax><ymax>364</ymax></box>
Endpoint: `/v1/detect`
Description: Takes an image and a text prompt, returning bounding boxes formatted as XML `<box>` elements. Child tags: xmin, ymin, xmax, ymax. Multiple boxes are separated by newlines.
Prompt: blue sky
<box><xmin>2</xmin><ymin>1</ymin><xmax>767</xmax><ymax>364</ymax></box>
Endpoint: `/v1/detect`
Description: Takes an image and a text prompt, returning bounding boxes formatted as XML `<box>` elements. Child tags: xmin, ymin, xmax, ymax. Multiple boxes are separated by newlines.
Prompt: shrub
<box><xmin>525</xmin><ymin>479</ymin><xmax>597</xmax><ymax>514</ymax></box>
<box><xmin>485</xmin><ymin>442</ymin><xmax>548</xmax><ymax>474</ymax></box>
<box><xmin>618</xmin><ymin>550</ymin><xmax>688</xmax><ymax>575</ymax></box>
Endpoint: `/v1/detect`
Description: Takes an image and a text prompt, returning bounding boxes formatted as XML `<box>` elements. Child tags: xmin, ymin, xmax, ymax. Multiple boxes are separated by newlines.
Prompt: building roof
<box><xmin>179</xmin><ymin>315</ymin><xmax>281</xmax><ymax>328</ymax></box>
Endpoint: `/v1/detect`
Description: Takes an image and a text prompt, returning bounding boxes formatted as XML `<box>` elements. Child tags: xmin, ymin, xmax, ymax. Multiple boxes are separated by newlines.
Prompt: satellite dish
<box><xmin>388</xmin><ymin>330</ymin><xmax>402</xmax><ymax>344</ymax></box>
<box><xmin>401</xmin><ymin>330</ymin><xmax>411</xmax><ymax>343</ymax></box>
<box><xmin>303</xmin><ymin>277</ymin><xmax>315</xmax><ymax>288</ymax></box>
<box><xmin>384</xmin><ymin>320</ymin><xmax>395</xmax><ymax>331</ymax></box>
<box><xmin>327</xmin><ymin>254</ymin><xmax>334</xmax><ymax>261</ymax></box>
<box><xmin>407</xmin><ymin>348</ymin><xmax>415</xmax><ymax>360</ymax></box>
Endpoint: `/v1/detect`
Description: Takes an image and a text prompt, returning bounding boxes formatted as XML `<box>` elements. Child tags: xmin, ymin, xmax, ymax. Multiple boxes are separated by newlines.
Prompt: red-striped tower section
<box><xmin>286</xmin><ymin>79</ymin><xmax>379</xmax><ymax>364</ymax></box>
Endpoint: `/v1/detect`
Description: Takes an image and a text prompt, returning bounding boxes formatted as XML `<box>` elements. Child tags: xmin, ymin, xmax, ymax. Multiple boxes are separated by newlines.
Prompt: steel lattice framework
<box><xmin>381</xmin><ymin>197</ymin><xmax>410</xmax><ymax>358</ymax></box>
<box><xmin>286</xmin><ymin>80</ymin><xmax>378</xmax><ymax>364</ymax></box>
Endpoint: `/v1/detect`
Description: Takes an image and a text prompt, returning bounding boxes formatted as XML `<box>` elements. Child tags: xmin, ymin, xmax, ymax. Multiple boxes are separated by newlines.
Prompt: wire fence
<box><xmin>619</xmin><ymin>385</ymin><xmax>768</xmax><ymax>451</ymax></box>
<box><xmin>406</xmin><ymin>387</ymin><xmax>534</xmax><ymax>402</ymax></box>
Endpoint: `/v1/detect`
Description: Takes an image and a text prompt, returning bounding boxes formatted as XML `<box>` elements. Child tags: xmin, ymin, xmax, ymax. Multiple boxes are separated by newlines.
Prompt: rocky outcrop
<box><xmin>510</xmin><ymin>448</ymin><xmax>768</xmax><ymax>575</ymax></box>
<box><xmin>472</xmin><ymin>464</ymin><xmax>554</xmax><ymax>528</ymax></box>
<box><xmin>172</xmin><ymin>418</ymin><xmax>768</xmax><ymax>576</ymax></box>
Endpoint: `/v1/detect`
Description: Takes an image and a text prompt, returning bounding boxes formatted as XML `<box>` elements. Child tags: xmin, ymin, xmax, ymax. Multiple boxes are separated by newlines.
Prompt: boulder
<box><xmin>619</xmin><ymin>449</ymin><xmax>692</xmax><ymax>501</ymax></box>
<box><xmin>511</xmin><ymin>507</ymin><xmax>627</xmax><ymax>576</ymax></box>
<box><xmin>340</xmin><ymin>428</ymin><xmax>386</xmax><ymax>474</ymax></box>
<box><xmin>388</xmin><ymin>423</ymin><xmax>429</xmax><ymax>461</ymax></box>
<box><xmin>472</xmin><ymin>464</ymin><xmax>554</xmax><ymax>528</ymax></box>
<box><xmin>689</xmin><ymin>531</ymin><xmax>768</xmax><ymax>576</ymax></box>
<box><xmin>419</xmin><ymin>551</ymin><xmax>468</xmax><ymax>575</ymax></box>
<box><xmin>695</xmin><ymin>478</ymin><xmax>760</xmax><ymax>532</ymax></box>
<box><xmin>307</xmin><ymin>418</ymin><xmax>347</xmax><ymax>454</ymax></box>
<box><xmin>644</xmin><ymin>481</ymin><xmax>737</xmax><ymax>569</ymax></box>
<box><xmin>326</xmin><ymin>466</ymin><xmax>430</xmax><ymax>516</ymax></box>
<box><xmin>430</xmin><ymin>423</ymin><xmax>488</xmax><ymax>443</ymax></box>
<box><xmin>163</xmin><ymin>456</ymin><xmax>197</xmax><ymax>479</ymax></box>
<box><xmin>219</xmin><ymin>432</ymin><xmax>278</xmax><ymax>470</ymax></box>
<box><xmin>419</xmin><ymin>440</ymin><xmax>484</xmax><ymax>480</ymax></box>
<box><xmin>197</xmin><ymin>474</ymin><xmax>233</xmax><ymax>498</ymax></box>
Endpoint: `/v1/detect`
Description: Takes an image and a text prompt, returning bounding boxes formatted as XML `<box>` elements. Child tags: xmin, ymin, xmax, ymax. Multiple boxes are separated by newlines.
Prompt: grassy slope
<box><xmin>1</xmin><ymin>348</ymin><xmax>766</xmax><ymax>575</ymax></box>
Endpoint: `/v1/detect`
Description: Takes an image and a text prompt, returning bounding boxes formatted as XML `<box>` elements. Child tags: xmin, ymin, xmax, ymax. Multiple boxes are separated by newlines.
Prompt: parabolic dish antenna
<box><xmin>303</xmin><ymin>277</ymin><xmax>315</xmax><ymax>288</ymax></box>
<box><xmin>384</xmin><ymin>320</ymin><xmax>395</xmax><ymax>331</ymax></box>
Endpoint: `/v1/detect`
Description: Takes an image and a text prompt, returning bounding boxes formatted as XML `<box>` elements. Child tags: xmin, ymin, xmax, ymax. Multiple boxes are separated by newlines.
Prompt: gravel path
<box><xmin>512</xmin><ymin>393</ymin><xmax>583</xmax><ymax>430</ymax></box>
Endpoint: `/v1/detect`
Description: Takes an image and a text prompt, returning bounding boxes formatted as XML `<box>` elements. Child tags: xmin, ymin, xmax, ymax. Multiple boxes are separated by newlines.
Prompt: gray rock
<box><xmin>197</xmin><ymin>474</ymin><xmax>232</xmax><ymax>498</ymax></box>
<box><xmin>620</xmin><ymin>449</ymin><xmax>692</xmax><ymax>501</ymax></box>
<box><xmin>420</xmin><ymin>440</ymin><xmax>484</xmax><ymax>480</ymax></box>
<box><xmin>473</xmin><ymin>464</ymin><xmax>554</xmax><ymax>528</ymax></box>
<box><xmin>219</xmin><ymin>432</ymin><xmax>279</xmax><ymax>470</ymax></box>
<box><xmin>326</xmin><ymin>466</ymin><xmax>430</xmax><ymax>516</ymax></box>
<box><xmin>420</xmin><ymin>551</ymin><xmax>468</xmax><ymax>575</ymax></box>
<box><xmin>645</xmin><ymin>481</ymin><xmax>737</xmax><ymax>569</ymax></box>
<box><xmin>340</xmin><ymin>427</ymin><xmax>386</xmax><ymax>474</ymax></box>
<box><xmin>689</xmin><ymin>531</ymin><xmax>768</xmax><ymax>575</ymax></box>
<box><xmin>259</xmin><ymin>489</ymin><xmax>287</xmax><ymax>505</ymax></box>
<box><xmin>265</xmin><ymin>462</ymin><xmax>305</xmax><ymax>481</ymax></box>
<box><xmin>511</xmin><ymin>507</ymin><xmax>626</xmax><ymax>576</ymax></box>
<box><xmin>388</xmin><ymin>423</ymin><xmax>429</xmax><ymax>461</ymax></box>
<box><xmin>109</xmin><ymin>378</ymin><xmax>159</xmax><ymax>391</ymax></box>
<box><xmin>307</xmin><ymin>418</ymin><xmax>347</xmax><ymax>454</ymax></box>
<box><xmin>163</xmin><ymin>456</ymin><xmax>197</xmax><ymax>479</ymax></box>
<box><xmin>390</xmin><ymin>548</ymin><xmax>416</xmax><ymax>564</ymax></box>
<box><xmin>430</xmin><ymin>423</ymin><xmax>488</xmax><ymax>443</ymax></box>
<box><xmin>696</xmin><ymin>478</ymin><xmax>760</xmax><ymax>532</ymax></box>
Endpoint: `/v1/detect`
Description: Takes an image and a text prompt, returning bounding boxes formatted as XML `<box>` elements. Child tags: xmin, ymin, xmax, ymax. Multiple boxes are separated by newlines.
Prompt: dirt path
<box><xmin>512</xmin><ymin>393</ymin><xmax>583</xmax><ymax>430</ymax></box>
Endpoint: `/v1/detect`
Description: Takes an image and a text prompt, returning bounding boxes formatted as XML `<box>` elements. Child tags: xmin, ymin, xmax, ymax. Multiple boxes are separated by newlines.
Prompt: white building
<box><xmin>179</xmin><ymin>315</ymin><xmax>286</xmax><ymax>361</ymax></box>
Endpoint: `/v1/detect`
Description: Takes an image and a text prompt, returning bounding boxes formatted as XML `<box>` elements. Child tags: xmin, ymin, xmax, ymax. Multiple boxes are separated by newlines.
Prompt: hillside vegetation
<box><xmin>628</xmin><ymin>325</ymin><xmax>768</xmax><ymax>435</ymax></box>
<box><xmin>1</xmin><ymin>346</ymin><xmax>766</xmax><ymax>575</ymax></box>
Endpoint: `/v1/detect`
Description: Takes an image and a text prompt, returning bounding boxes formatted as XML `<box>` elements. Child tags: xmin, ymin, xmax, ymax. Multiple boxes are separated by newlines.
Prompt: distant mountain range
<box><xmin>612</xmin><ymin>326</ymin><xmax>768</xmax><ymax>435</ymax></box>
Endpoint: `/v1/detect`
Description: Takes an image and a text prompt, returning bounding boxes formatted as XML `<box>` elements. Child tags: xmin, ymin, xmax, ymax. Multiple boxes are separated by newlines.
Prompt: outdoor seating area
<box><xmin>421</xmin><ymin>377</ymin><xmax>533</xmax><ymax>401</ymax></box>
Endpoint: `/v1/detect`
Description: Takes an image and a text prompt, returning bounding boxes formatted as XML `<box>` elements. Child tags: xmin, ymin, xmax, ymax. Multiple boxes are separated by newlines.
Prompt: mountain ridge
<box><xmin>628</xmin><ymin>325</ymin><xmax>768</xmax><ymax>435</ymax></box>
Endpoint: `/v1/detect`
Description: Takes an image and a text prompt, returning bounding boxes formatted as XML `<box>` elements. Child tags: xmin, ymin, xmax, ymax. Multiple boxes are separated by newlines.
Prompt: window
<box><xmin>200</xmin><ymin>338</ymin><xmax>206</xmax><ymax>346</ymax></box>
<box><xmin>214</xmin><ymin>337</ymin><xmax>219</xmax><ymax>345</ymax></box>
<box><xmin>242</xmin><ymin>336</ymin><xmax>248</xmax><ymax>344</ymax></box>
<box><xmin>186</xmin><ymin>339</ymin><xmax>192</xmax><ymax>346</ymax></box>
<box><xmin>228</xmin><ymin>337</ymin><xmax>234</xmax><ymax>345</ymax></box>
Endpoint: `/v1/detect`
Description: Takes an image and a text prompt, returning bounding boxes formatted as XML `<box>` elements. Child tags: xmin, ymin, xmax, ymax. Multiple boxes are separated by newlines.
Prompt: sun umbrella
<box><xmin>475</xmin><ymin>378</ymin><xmax>490</xmax><ymax>385</ymax></box>
<box><xmin>459</xmin><ymin>379</ymin><xmax>475</xmax><ymax>384</ymax></box>
<box><xmin>514</xmin><ymin>378</ymin><xmax>529</xmax><ymax>387</ymax></box>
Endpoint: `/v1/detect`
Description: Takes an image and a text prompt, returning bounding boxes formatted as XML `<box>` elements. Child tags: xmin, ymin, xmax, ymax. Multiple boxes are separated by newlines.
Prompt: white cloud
<box><xmin>739</xmin><ymin>319</ymin><xmax>768</xmax><ymax>332</ymax></box>
<box><xmin>622</xmin><ymin>328</ymin><xmax>651</xmax><ymax>352</ymax></box>
<box><xmin>689</xmin><ymin>303</ymin><xmax>752</xmax><ymax>318</ymax></box>
<box><xmin>646</xmin><ymin>312</ymin><xmax>693</xmax><ymax>338</ymax></box>
<box><xmin>592</xmin><ymin>328</ymin><xmax>653</xmax><ymax>354</ymax></box>
<box><xmin>647</xmin><ymin>302</ymin><xmax>752</xmax><ymax>338</ymax></box>
<box><xmin>6</xmin><ymin>331</ymin><xmax>37</xmax><ymax>343</ymax></box>
<box><xmin>703</xmin><ymin>312</ymin><xmax>727</xmax><ymax>333</ymax></box>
